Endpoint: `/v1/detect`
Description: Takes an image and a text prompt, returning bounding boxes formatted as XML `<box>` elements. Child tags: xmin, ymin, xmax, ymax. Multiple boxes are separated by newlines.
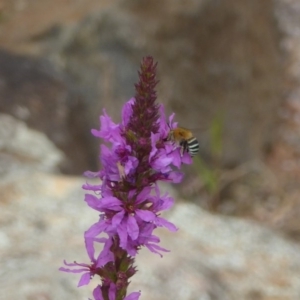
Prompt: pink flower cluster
<box><xmin>60</xmin><ymin>57</ymin><xmax>191</xmax><ymax>300</ymax></box>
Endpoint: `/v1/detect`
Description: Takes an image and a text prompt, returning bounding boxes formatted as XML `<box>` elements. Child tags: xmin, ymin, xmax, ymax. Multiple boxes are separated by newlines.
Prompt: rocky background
<box><xmin>1</xmin><ymin>0</ymin><xmax>300</xmax><ymax>299</ymax></box>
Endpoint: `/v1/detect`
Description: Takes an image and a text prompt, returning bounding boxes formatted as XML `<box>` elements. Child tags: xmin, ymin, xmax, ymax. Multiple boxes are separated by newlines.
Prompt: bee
<box><xmin>167</xmin><ymin>127</ymin><xmax>199</xmax><ymax>157</ymax></box>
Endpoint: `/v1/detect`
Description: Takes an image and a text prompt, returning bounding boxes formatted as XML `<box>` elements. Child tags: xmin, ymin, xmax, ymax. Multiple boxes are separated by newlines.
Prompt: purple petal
<box><xmin>112</xmin><ymin>210</ymin><xmax>125</xmax><ymax>226</ymax></box>
<box><xmin>82</xmin><ymin>183</ymin><xmax>102</xmax><ymax>191</ymax></box>
<box><xmin>117</xmin><ymin>223</ymin><xmax>128</xmax><ymax>249</ymax></box>
<box><xmin>100</xmin><ymin>144</ymin><xmax>112</xmax><ymax>157</ymax></box>
<box><xmin>96</xmin><ymin>237</ymin><xmax>114</xmax><ymax>267</ymax></box>
<box><xmin>135</xmin><ymin>209</ymin><xmax>156</xmax><ymax>221</ymax></box>
<box><xmin>96</xmin><ymin>256</ymin><xmax>113</xmax><ymax>268</ymax></box>
<box><xmin>157</xmin><ymin>105</ymin><xmax>169</xmax><ymax>139</ymax></box>
<box><xmin>84</xmin><ymin>237</ymin><xmax>107</xmax><ymax>262</ymax></box>
<box><xmin>137</xmin><ymin>224</ymin><xmax>156</xmax><ymax>242</ymax></box>
<box><xmin>92</xmin><ymin>109</ymin><xmax>120</xmax><ymax>142</ymax></box>
<box><xmin>96</xmin><ymin>253</ymin><xmax>113</xmax><ymax>268</ymax></box>
<box><xmin>169</xmin><ymin>149</ymin><xmax>182</xmax><ymax>168</ymax></box>
<box><xmin>149</xmin><ymin>132</ymin><xmax>160</xmax><ymax>161</ymax></box>
<box><xmin>61</xmin><ymin>260</ymin><xmax>88</xmax><ymax>267</ymax></box>
<box><xmin>127</xmin><ymin>215</ymin><xmax>139</xmax><ymax>240</ymax></box>
<box><xmin>85</xmin><ymin>237</ymin><xmax>96</xmax><ymax>261</ymax></box>
<box><xmin>59</xmin><ymin>267</ymin><xmax>88</xmax><ymax>273</ymax></box>
<box><xmin>182</xmin><ymin>151</ymin><xmax>192</xmax><ymax>164</ymax></box>
<box><xmin>145</xmin><ymin>243</ymin><xmax>170</xmax><ymax>257</ymax></box>
<box><xmin>93</xmin><ymin>286</ymin><xmax>104</xmax><ymax>300</ymax></box>
<box><xmin>83</xmin><ymin>170</ymin><xmax>101</xmax><ymax>178</ymax></box>
<box><xmin>169</xmin><ymin>113</ymin><xmax>178</xmax><ymax>129</ymax></box>
<box><xmin>151</xmin><ymin>154</ymin><xmax>173</xmax><ymax>170</ymax></box>
<box><xmin>125</xmin><ymin>241</ymin><xmax>138</xmax><ymax>257</ymax></box>
<box><xmin>78</xmin><ymin>272</ymin><xmax>91</xmax><ymax>287</ymax></box>
<box><xmin>157</xmin><ymin>194</ymin><xmax>174</xmax><ymax>211</ymax></box>
<box><xmin>164</xmin><ymin>143</ymin><xmax>175</xmax><ymax>154</ymax></box>
<box><xmin>136</xmin><ymin>186</ymin><xmax>152</xmax><ymax>204</ymax></box>
<box><xmin>122</xmin><ymin>98</ymin><xmax>135</xmax><ymax>126</ymax></box>
<box><xmin>147</xmin><ymin>234</ymin><xmax>160</xmax><ymax>243</ymax></box>
<box><xmin>85</xmin><ymin>221</ymin><xmax>107</xmax><ymax>238</ymax></box>
<box><xmin>167</xmin><ymin>171</ymin><xmax>184</xmax><ymax>183</ymax></box>
<box><xmin>85</xmin><ymin>194</ymin><xmax>101</xmax><ymax>210</ymax></box>
<box><xmin>156</xmin><ymin>217</ymin><xmax>178</xmax><ymax>231</ymax></box>
<box><xmin>124</xmin><ymin>156</ymin><xmax>139</xmax><ymax>175</ymax></box>
<box><xmin>99</xmin><ymin>197</ymin><xmax>122</xmax><ymax>210</ymax></box>
<box><xmin>108</xmin><ymin>283</ymin><xmax>116</xmax><ymax>300</ymax></box>
<box><xmin>124</xmin><ymin>291</ymin><xmax>141</xmax><ymax>300</ymax></box>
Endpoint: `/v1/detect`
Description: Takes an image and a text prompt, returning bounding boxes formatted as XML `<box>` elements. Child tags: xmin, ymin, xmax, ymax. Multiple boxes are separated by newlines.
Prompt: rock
<box><xmin>268</xmin><ymin>0</ymin><xmax>300</xmax><ymax>178</ymax></box>
<box><xmin>0</xmin><ymin>49</ymin><xmax>95</xmax><ymax>174</ymax></box>
<box><xmin>1</xmin><ymin>171</ymin><xmax>300</xmax><ymax>299</ymax></box>
<box><xmin>0</xmin><ymin>113</ymin><xmax>63</xmax><ymax>174</ymax></box>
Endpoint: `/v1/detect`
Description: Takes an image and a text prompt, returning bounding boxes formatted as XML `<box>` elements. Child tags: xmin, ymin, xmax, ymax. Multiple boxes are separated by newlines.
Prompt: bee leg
<box><xmin>179</xmin><ymin>141</ymin><xmax>188</xmax><ymax>157</ymax></box>
<box><xmin>180</xmin><ymin>147</ymin><xmax>184</xmax><ymax>157</ymax></box>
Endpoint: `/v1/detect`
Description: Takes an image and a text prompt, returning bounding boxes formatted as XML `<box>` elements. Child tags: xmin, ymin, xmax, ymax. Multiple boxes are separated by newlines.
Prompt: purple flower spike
<box><xmin>60</xmin><ymin>56</ymin><xmax>192</xmax><ymax>299</ymax></box>
<box><xmin>92</xmin><ymin>285</ymin><xmax>141</xmax><ymax>300</ymax></box>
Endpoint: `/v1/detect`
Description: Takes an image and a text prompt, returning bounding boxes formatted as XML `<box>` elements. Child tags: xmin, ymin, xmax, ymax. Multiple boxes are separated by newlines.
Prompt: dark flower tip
<box><xmin>127</xmin><ymin>56</ymin><xmax>160</xmax><ymax>140</ymax></box>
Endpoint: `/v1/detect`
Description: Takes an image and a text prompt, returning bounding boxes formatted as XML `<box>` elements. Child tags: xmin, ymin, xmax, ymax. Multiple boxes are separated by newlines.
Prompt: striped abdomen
<box><xmin>187</xmin><ymin>137</ymin><xmax>199</xmax><ymax>156</ymax></box>
<box><xmin>180</xmin><ymin>137</ymin><xmax>199</xmax><ymax>156</ymax></box>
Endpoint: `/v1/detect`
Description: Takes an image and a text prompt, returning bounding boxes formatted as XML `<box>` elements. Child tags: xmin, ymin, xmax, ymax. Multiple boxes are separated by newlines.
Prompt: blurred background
<box><xmin>1</xmin><ymin>0</ymin><xmax>300</xmax><ymax>299</ymax></box>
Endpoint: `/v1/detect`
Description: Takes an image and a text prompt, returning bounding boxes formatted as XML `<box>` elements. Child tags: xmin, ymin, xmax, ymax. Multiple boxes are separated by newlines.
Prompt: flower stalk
<box><xmin>60</xmin><ymin>56</ymin><xmax>192</xmax><ymax>300</ymax></box>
